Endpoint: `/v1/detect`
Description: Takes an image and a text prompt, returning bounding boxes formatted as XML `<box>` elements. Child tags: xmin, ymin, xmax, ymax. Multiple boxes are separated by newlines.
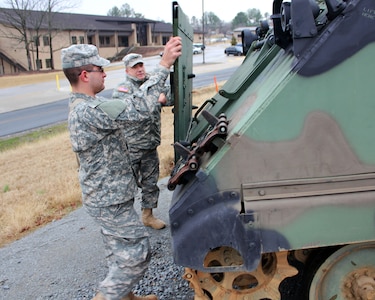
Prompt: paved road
<box><xmin>0</xmin><ymin>45</ymin><xmax>243</xmax><ymax>137</ymax></box>
<box><xmin>0</xmin><ymin>66</ymin><xmax>238</xmax><ymax>137</ymax></box>
<box><xmin>0</xmin><ymin>44</ymin><xmax>241</xmax><ymax>113</ymax></box>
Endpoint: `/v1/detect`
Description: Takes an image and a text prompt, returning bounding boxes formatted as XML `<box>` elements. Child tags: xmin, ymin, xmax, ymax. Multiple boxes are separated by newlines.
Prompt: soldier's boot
<box><xmin>92</xmin><ymin>292</ymin><xmax>106</xmax><ymax>300</ymax></box>
<box><xmin>142</xmin><ymin>208</ymin><xmax>166</xmax><ymax>230</ymax></box>
<box><xmin>122</xmin><ymin>292</ymin><xmax>158</xmax><ymax>300</ymax></box>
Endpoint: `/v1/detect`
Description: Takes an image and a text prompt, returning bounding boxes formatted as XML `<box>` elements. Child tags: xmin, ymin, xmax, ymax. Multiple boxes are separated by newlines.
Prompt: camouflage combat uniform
<box><xmin>68</xmin><ymin>68</ymin><xmax>170</xmax><ymax>299</ymax></box>
<box><xmin>112</xmin><ymin>67</ymin><xmax>173</xmax><ymax>210</ymax></box>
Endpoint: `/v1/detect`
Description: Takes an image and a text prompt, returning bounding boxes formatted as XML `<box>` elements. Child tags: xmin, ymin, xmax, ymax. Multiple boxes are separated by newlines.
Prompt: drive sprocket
<box><xmin>184</xmin><ymin>246</ymin><xmax>298</xmax><ymax>300</ymax></box>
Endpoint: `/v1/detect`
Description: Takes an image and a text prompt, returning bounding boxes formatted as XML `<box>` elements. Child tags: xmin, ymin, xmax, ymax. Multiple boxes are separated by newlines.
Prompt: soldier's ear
<box><xmin>79</xmin><ymin>70</ymin><xmax>90</xmax><ymax>82</ymax></box>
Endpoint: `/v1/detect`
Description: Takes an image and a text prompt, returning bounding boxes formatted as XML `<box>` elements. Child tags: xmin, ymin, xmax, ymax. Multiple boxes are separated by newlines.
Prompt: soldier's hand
<box><xmin>158</xmin><ymin>93</ymin><xmax>167</xmax><ymax>105</ymax></box>
<box><xmin>160</xmin><ymin>36</ymin><xmax>182</xmax><ymax>69</ymax></box>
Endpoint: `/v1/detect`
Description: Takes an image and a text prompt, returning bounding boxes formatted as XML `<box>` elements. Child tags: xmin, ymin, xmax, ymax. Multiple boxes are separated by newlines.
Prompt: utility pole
<box><xmin>202</xmin><ymin>0</ymin><xmax>205</xmax><ymax>64</ymax></box>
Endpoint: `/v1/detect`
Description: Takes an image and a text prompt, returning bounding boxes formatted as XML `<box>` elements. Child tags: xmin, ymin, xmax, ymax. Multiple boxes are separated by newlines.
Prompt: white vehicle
<box><xmin>193</xmin><ymin>46</ymin><xmax>203</xmax><ymax>54</ymax></box>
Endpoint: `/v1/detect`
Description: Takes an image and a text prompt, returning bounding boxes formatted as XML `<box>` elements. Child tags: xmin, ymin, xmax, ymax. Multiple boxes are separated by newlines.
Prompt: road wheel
<box><xmin>308</xmin><ymin>243</ymin><xmax>375</xmax><ymax>300</ymax></box>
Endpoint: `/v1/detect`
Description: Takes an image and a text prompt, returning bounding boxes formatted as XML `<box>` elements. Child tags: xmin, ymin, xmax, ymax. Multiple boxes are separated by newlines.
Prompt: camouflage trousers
<box><xmin>130</xmin><ymin>148</ymin><xmax>160</xmax><ymax>209</ymax></box>
<box><xmin>84</xmin><ymin>200</ymin><xmax>150</xmax><ymax>300</ymax></box>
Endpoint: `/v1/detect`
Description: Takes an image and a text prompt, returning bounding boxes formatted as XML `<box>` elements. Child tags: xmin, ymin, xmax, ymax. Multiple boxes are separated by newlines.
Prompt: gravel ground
<box><xmin>0</xmin><ymin>178</ymin><xmax>195</xmax><ymax>300</ymax></box>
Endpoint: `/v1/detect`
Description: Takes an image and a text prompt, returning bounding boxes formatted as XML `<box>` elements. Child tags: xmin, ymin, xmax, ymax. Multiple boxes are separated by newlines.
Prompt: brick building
<box><xmin>0</xmin><ymin>8</ymin><xmax>174</xmax><ymax>75</ymax></box>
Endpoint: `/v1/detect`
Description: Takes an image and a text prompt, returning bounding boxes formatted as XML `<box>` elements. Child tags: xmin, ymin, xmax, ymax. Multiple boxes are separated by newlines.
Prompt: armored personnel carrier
<box><xmin>169</xmin><ymin>0</ymin><xmax>375</xmax><ymax>299</ymax></box>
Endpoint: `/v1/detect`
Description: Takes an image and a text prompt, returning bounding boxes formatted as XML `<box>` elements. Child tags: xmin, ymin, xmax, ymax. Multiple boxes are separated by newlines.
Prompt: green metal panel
<box><xmin>172</xmin><ymin>1</ymin><xmax>193</xmax><ymax>153</ymax></box>
<box><xmin>187</xmin><ymin>45</ymin><xmax>283</xmax><ymax>144</ymax></box>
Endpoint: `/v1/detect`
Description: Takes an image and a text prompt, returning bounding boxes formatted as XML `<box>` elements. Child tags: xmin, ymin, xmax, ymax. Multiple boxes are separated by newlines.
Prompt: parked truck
<box><xmin>168</xmin><ymin>0</ymin><xmax>375</xmax><ymax>299</ymax></box>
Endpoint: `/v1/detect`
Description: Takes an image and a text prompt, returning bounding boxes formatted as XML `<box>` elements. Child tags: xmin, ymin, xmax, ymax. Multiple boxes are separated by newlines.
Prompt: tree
<box><xmin>45</xmin><ymin>0</ymin><xmax>80</xmax><ymax>70</ymax></box>
<box><xmin>190</xmin><ymin>16</ymin><xmax>200</xmax><ymax>29</ymax></box>
<box><xmin>107</xmin><ymin>3</ymin><xmax>144</xmax><ymax>18</ymax></box>
<box><xmin>247</xmin><ymin>8</ymin><xmax>262</xmax><ymax>25</ymax></box>
<box><xmin>205</xmin><ymin>11</ymin><xmax>221</xmax><ymax>32</ymax></box>
<box><xmin>0</xmin><ymin>0</ymin><xmax>79</xmax><ymax>71</ymax></box>
<box><xmin>120</xmin><ymin>3</ymin><xmax>134</xmax><ymax>17</ymax></box>
<box><xmin>107</xmin><ymin>6</ymin><xmax>122</xmax><ymax>17</ymax></box>
<box><xmin>29</xmin><ymin>4</ymin><xmax>48</xmax><ymax>70</ymax></box>
<box><xmin>232</xmin><ymin>12</ymin><xmax>250</xmax><ymax>29</ymax></box>
<box><xmin>0</xmin><ymin>0</ymin><xmax>38</xmax><ymax>70</ymax></box>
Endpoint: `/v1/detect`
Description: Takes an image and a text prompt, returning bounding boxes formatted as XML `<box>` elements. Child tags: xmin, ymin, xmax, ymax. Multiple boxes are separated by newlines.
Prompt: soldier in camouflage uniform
<box><xmin>112</xmin><ymin>53</ymin><xmax>173</xmax><ymax>230</ymax></box>
<box><xmin>61</xmin><ymin>38</ymin><xmax>182</xmax><ymax>300</ymax></box>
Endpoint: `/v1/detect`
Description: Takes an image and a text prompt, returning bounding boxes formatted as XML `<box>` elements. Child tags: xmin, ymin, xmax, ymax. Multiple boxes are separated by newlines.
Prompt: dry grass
<box><xmin>0</xmin><ymin>83</ymin><xmax>221</xmax><ymax>248</ymax></box>
<box><xmin>0</xmin><ymin>131</ymin><xmax>81</xmax><ymax>246</ymax></box>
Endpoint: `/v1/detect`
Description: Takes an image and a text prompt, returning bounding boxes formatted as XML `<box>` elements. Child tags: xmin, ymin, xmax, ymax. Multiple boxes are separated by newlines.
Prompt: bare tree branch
<box><xmin>0</xmin><ymin>0</ymin><xmax>80</xmax><ymax>71</ymax></box>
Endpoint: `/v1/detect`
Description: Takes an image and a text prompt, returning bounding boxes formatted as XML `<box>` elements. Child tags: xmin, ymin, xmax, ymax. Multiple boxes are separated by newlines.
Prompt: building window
<box><xmin>71</xmin><ymin>36</ymin><xmax>77</xmax><ymax>44</ymax></box>
<box><xmin>33</xmin><ymin>36</ymin><xmax>40</xmax><ymax>47</ymax></box>
<box><xmin>35</xmin><ymin>59</ymin><xmax>42</xmax><ymax>69</ymax></box>
<box><xmin>79</xmin><ymin>36</ymin><xmax>85</xmax><ymax>44</ymax></box>
<box><xmin>99</xmin><ymin>36</ymin><xmax>111</xmax><ymax>47</ymax></box>
<box><xmin>43</xmin><ymin>35</ymin><xmax>50</xmax><ymax>46</ymax></box>
<box><xmin>45</xmin><ymin>59</ymin><xmax>52</xmax><ymax>69</ymax></box>
<box><xmin>162</xmin><ymin>36</ymin><xmax>168</xmax><ymax>45</ymax></box>
<box><xmin>118</xmin><ymin>36</ymin><xmax>128</xmax><ymax>47</ymax></box>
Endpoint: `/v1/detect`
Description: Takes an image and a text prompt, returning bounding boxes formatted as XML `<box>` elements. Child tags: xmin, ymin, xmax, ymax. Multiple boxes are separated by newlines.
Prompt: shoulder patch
<box><xmin>118</xmin><ymin>86</ymin><xmax>129</xmax><ymax>93</ymax></box>
<box><xmin>97</xmin><ymin>100</ymin><xmax>126</xmax><ymax>120</ymax></box>
<box><xmin>87</xmin><ymin>99</ymin><xmax>103</xmax><ymax>108</ymax></box>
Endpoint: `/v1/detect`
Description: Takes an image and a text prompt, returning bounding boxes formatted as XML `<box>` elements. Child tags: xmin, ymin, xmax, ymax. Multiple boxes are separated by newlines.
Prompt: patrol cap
<box><xmin>123</xmin><ymin>53</ymin><xmax>144</xmax><ymax>68</ymax></box>
<box><xmin>61</xmin><ymin>44</ymin><xmax>110</xmax><ymax>69</ymax></box>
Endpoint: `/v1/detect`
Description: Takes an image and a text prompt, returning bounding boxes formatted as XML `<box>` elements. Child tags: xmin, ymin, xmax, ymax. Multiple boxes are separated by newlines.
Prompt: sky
<box><xmin>69</xmin><ymin>0</ymin><xmax>274</xmax><ymax>23</ymax></box>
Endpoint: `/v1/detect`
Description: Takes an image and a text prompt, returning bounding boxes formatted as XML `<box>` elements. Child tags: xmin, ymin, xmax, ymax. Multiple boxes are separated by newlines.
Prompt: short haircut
<box><xmin>63</xmin><ymin>65</ymin><xmax>94</xmax><ymax>85</ymax></box>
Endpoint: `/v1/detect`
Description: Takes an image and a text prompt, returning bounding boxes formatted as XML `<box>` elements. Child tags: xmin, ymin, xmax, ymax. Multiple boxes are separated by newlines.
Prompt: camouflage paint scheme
<box><xmin>169</xmin><ymin>0</ymin><xmax>375</xmax><ymax>276</ymax></box>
